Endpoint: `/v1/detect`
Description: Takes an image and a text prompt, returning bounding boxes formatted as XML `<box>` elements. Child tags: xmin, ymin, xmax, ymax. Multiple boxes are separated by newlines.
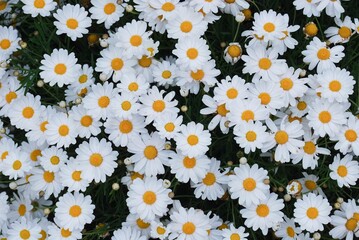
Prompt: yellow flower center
<box><xmin>58</xmin><ymin>125</ymin><xmax>69</xmax><ymax>136</ymax></box>
<box><xmin>5</xmin><ymin>91</ymin><xmax>17</xmax><ymax>103</ymax></box>
<box><xmin>138</xmin><ymin>55</ymin><xmax>152</xmax><ymax>67</ymax></box>
<box><xmin>0</xmin><ymin>1</ymin><xmax>7</xmax><ymax>10</ymax></box>
<box><xmin>286</xmin><ymin>227</ymin><xmax>295</xmax><ymax>237</ymax></box>
<box><xmin>180</xmin><ymin>21</ymin><xmax>193</xmax><ymax>33</ymax></box>
<box><xmin>183</xmin><ymin>156</ymin><xmax>196</xmax><ymax>168</ymax></box>
<box><xmin>18</xmin><ymin>204</ymin><xmax>26</xmax><ymax>216</ymax></box>
<box><xmin>280</xmin><ymin>78</ymin><xmax>293</xmax><ymax>91</ymax></box>
<box><xmin>104</xmin><ymin>3</ymin><xmax>116</xmax><ymax>15</ymax></box>
<box><xmin>245</xmin><ymin>131</ymin><xmax>257</xmax><ymax>142</ymax></box>
<box><xmin>130</xmin><ymin>35</ymin><xmax>142</xmax><ymax>46</ymax></box>
<box><xmin>187</xmin><ymin>135</ymin><xmax>199</xmax><ymax>146</ymax></box>
<box><xmin>256</xmin><ymin>204</ymin><xmax>270</xmax><ymax>217</ymax></box>
<box><xmin>305</xmin><ymin>180</ymin><xmax>317</xmax><ymax>191</ymax></box>
<box><xmin>144</xmin><ymin>146</ymin><xmax>158</xmax><ymax>160</ymax></box>
<box><xmin>318</xmin><ymin>111</ymin><xmax>331</xmax><ymax>123</ymax></box>
<box><xmin>329</xmin><ymin>80</ymin><xmax>341</xmax><ymax>92</ymax></box>
<box><xmin>275</xmin><ymin>130</ymin><xmax>289</xmax><ymax>144</ymax></box>
<box><xmin>227</xmin><ymin>45</ymin><xmax>242</xmax><ymax>58</ymax></box>
<box><xmin>226</xmin><ymin>88</ymin><xmax>238</xmax><ymax>99</ymax></box>
<box><xmin>345</xmin><ymin>218</ymin><xmax>358</xmax><ymax>231</ymax></box>
<box><xmin>143</xmin><ymin>191</ymin><xmax>157</xmax><ymax>205</ymax></box>
<box><xmin>78</xmin><ymin>74</ymin><xmax>88</xmax><ymax>83</ymax></box>
<box><xmin>306</xmin><ymin>207</ymin><xmax>319</xmax><ymax>219</ymax></box>
<box><xmin>0</xmin><ymin>39</ymin><xmax>10</xmax><ymax>49</ymax></box>
<box><xmin>152</xmin><ymin>100</ymin><xmax>165</xmax><ymax>112</ymax></box>
<box><xmin>337</xmin><ymin>165</ymin><xmax>348</xmax><ymax>177</ymax></box>
<box><xmin>50</xmin><ymin>156</ymin><xmax>60</xmax><ymax>165</ymax></box>
<box><xmin>119</xmin><ymin>120</ymin><xmax>133</xmax><ymax>133</ymax></box>
<box><xmin>128</xmin><ymin>82</ymin><xmax>139</xmax><ymax>91</ymax></box>
<box><xmin>243</xmin><ymin>177</ymin><xmax>256</xmax><ymax>191</ymax></box>
<box><xmin>165</xmin><ymin>122</ymin><xmax>175</xmax><ymax>132</ymax></box>
<box><xmin>186</xmin><ymin>48</ymin><xmax>198</xmax><ymax>59</ymax></box>
<box><xmin>345</xmin><ymin>129</ymin><xmax>357</xmax><ymax>142</ymax></box>
<box><xmin>111</xmin><ymin>58</ymin><xmax>124</xmax><ymax>71</ymax></box>
<box><xmin>162</xmin><ymin>70</ymin><xmax>172</xmax><ymax>79</ymax></box>
<box><xmin>217</xmin><ymin>104</ymin><xmax>229</xmax><ymax>116</ymax></box>
<box><xmin>98</xmin><ymin>96</ymin><xmax>110</xmax><ymax>108</ymax></box>
<box><xmin>13</xmin><ymin>160</ymin><xmax>22</xmax><ymax>170</ymax></box>
<box><xmin>162</xmin><ymin>2</ymin><xmax>175</xmax><ymax>11</ymax></box>
<box><xmin>22</xmin><ymin>107</ymin><xmax>34</xmax><ymax>119</ymax></box>
<box><xmin>263</xmin><ymin>22</ymin><xmax>275</xmax><ymax>32</ymax></box>
<box><xmin>297</xmin><ymin>101</ymin><xmax>307</xmax><ymax>111</ymax></box>
<box><xmin>30</xmin><ymin>149</ymin><xmax>41</xmax><ymax>161</ymax></box>
<box><xmin>258</xmin><ymin>58</ymin><xmax>272</xmax><ymax>70</ymax></box>
<box><xmin>54</xmin><ymin>63</ymin><xmax>67</xmax><ymax>75</ymax></box>
<box><xmin>130</xmin><ymin>172</ymin><xmax>144</xmax><ymax>181</ymax></box>
<box><xmin>304</xmin><ymin>22</ymin><xmax>318</xmax><ymax>36</ymax></box>
<box><xmin>241</xmin><ymin>110</ymin><xmax>254</xmax><ymax>122</ymax></box>
<box><xmin>39</xmin><ymin>230</ymin><xmax>47</xmax><ymax>240</ymax></box>
<box><xmin>66</xmin><ymin>18</ymin><xmax>78</xmax><ymax>29</ymax></box>
<box><xmin>203</xmin><ymin>172</ymin><xmax>216</xmax><ymax>186</ymax></box>
<box><xmin>20</xmin><ymin>229</ymin><xmax>30</xmax><ymax>239</ymax></box>
<box><xmin>121</xmin><ymin>101</ymin><xmax>132</xmax><ymax>111</ymax></box>
<box><xmin>136</xmin><ymin>218</ymin><xmax>150</xmax><ymax>229</ymax></box>
<box><xmin>43</xmin><ymin>171</ymin><xmax>55</xmax><ymax>183</ymax></box>
<box><xmin>61</xmin><ymin>228</ymin><xmax>72</xmax><ymax>237</ymax></box>
<box><xmin>182</xmin><ymin>222</ymin><xmax>196</xmax><ymax>235</ymax></box>
<box><xmin>40</xmin><ymin>121</ymin><xmax>48</xmax><ymax>132</ymax></box>
<box><xmin>190</xmin><ymin>69</ymin><xmax>205</xmax><ymax>81</ymax></box>
<box><xmin>230</xmin><ymin>233</ymin><xmax>241</xmax><ymax>240</ymax></box>
<box><xmin>303</xmin><ymin>141</ymin><xmax>316</xmax><ymax>155</ymax></box>
<box><xmin>338</xmin><ymin>26</ymin><xmax>351</xmax><ymax>39</ymax></box>
<box><xmin>80</xmin><ymin>115</ymin><xmax>93</xmax><ymax>127</ymax></box>
<box><xmin>89</xmin><ymin>153</ymin><xmax>103</xmax><ymax>167</ymax></box>
<box><xmin>157</xmin><ymin>226</ymin><xmax>166</xmax><ymax>235</ymax></box>
<box><xmin>317</xmin><ymin>48</ymin><xmax>331</xmax><ymax>60</ymax></box>
<box><xmin>69</xmin><ymin>205</ymin><xmax>82</xmax><ymax>217</ymax></box>
<box><xmin>258</xmin><ymin>92</ymin><xmax>271</xmax><ymax>105</ymax></box>
<box><xmin>72</xmin><ymin>171</ymin><xmax>82</xmax><ymax>181</ymax></box>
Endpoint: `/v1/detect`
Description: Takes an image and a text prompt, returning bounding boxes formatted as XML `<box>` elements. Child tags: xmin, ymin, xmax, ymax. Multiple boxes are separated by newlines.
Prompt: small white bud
<box><xmin>99</xmin><ymin>73</ymin><xmax>108</xmax><ymax>82</ymax></box>
<box><xmin>75</xmin><ymin>98</ymin><xmax>82</xmax><ymax>105</ymax></box>
<box><xmin>164</xmin><ymin>142</ymin><xmax>171</xmax><ymax>150</ymax></box>
<box><xmin>337</xmin><ymin>197</ymin><xmax>344</xmax><ymax>204</ymax></box>
<box><xmin>11</xmin><ymin>13</ymin><xmax>17</xmax><ymax>19</ymax></box>
<box><xmin>235</xmin><ymin>12</ymin><xmax>245</xmax><ymax>23</ymax></box>
<box><xmin>100</xmin><ymin>39</ymin><xmax>109</xmax><ymax>48</ymax></box>
<box><xmin>313</xmin><ymin>232</ymin><xmax>321</xmax><ymax>240</ymax></box>
<box><xmin>124</xmin><ymin>158</ymin><xmax>132</xmax><ymax>165</ymax></box>
<box><xmin>112</xmin><ymin>183</ymin><xmax>120</xmax><ymax>191</ymax></box>
<box><xmin>9</xmin><ymin>182</ymin><xmax>17</xmax><ymax>190</ymax></box>
<box><xmin>220</xmin><ymin>42</ymin><xmax>226</xmax><ymax>48</ymax></box>
<box><xmin>180</xmin><ymin>88</ymin><xmax>189</xmax><ymax>97</ymax></box>
<box><xmin>334</xmin><ymin>202</ymin><xmax>341</xmax><ymax>209</ymax></box>
<box><xmin>0</xmin><ymin>61</ymin><xmax>7</xmax><ymax>68</ymax></box>
<box><xmin>181</xmin><ymin>105</ymin><xmax>188</xmax><ymax>112</ymax></box>
<box><xmin>44</xmin><ymin>208</ymin><xmax>51</xmax><ymax>215</ymax></box>
<box><xmin>284</xmin><ymin>194</ymin><xmax>291</xmax><ymax>202</ymax></box>
<box><xmin>58</xmin><ymin>101</ymin><xmax>66</xmax><ymax>108</ymax></box>
<box><xmin>0</xmin><ymin>128</ymin><xmax>6</xmax><ymax>134</ymax></box>
<box><xmin>168</xmin><ymin>192</ymin><xmax>175</xmax><ymax>198</ymax></box>
<box><xmin>125</xmin><ymin>5</ymin><xmax>134</xmax><ymax>12</ymax></box>
<box><xmin>37</xmin><ymin>80</ymin><xmax>44</xmax><ymax>87</ymax></box>
<box><xmin>162</xmin><ymin>179</ymin><xmax>171</xmax><ymax>188</ymax></box>
<box><xmin>299</xmin><ymin>69</ymin><xmax>307</xmax><ymax>77</ymax></box>
<box><xmin>239</xmin><ymin>157</ymin><xmax>247</xmax><ymax>165</ymax></box>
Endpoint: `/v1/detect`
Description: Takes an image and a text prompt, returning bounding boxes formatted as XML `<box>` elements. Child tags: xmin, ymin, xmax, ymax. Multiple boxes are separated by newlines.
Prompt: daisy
<box><xmin>306</xmin><ymin>98</ymin><xmax>348</xmax><ymax>137</ymax></box>
<box><xmin>293</xmin><ymin>0</ymin><xmax>320</xmax><ymax>17</ymax></box>
<box><xmin>8</xmin><ymin>193</ymin><xmax>33</xmax><ymax>222</ymax></box>
<box><xmin>75</xmin><ymin>137</ymin><xmax>119</xmax><ymax>183</ymax></box>
<box><xmin>2</xmin><ymin>150</ymin><xmax>32</xmax><ymax>180</ymax></box>
<box><xmin>95</xmin><ymin>46</ymin><xmax>136</xmax><ymax>82</ymax></box>
<box><xmin>289</xmin><ymin>95</ymin><xmax>314</xmax><ymax>118</ymax></box>
<box><xmin>168</xmin><ymin>206</ymin><xmax>211</xmax><ymax>240</ymax></box>
<box><xmin>104</xmin><ymin>114</ymin><xmax>147</xmax><ymax>147</ymax></box>
<box><xmin>313</xmin><ymin>0</ymin><xmax>344</xmax><ymax>18</ymax></box>
<box><xmin>303</xmin><ymin>22</ymin><xmax>319</xmax><ymax>37</ymax></box>
<box><xmin>53</xmin><ymin>4</ymin><xmax>92</xmax><ymax>41</ymax></box>
<box><xmin>45</xmin><ymin>112</ymin><xmax>78</xmax><ymax>148</ymax></box>
<box><xmin>7</xmin><ymin>217</ymin><xmax>41</xmax><ymax>240</ymax></box>
<box><xmin>262</xmin><ymin>118</ymin><xmax>304</xmax><ymax>163</ymax></box>
<box><xmin>329</xmin><ymin>154</ymin><xmax>359</xmax><ymax>188</ymax></box>
<box><xmin>150</xmin><ymin>221</ymin><xmax>169</xmax><ymax>240</ymax></box>
<box><xmin>55</xmin><ymin>192</ymin><xmax>95</xmax><ymax>231</ymax></box>
<box><xmin>228</xmin><ymin>163</ymin><xmax>270</xmax><ymax>207</ymax></box>
<box><xmin>240</xmin><ymin>193</ymin><xmax>284</xmax><ymax>235</ymax></box>
<box><xmin>149</xmin><ymin>0</ymin><xmax>180</xmax><ymax>21</ymax></box>
<box><xmin>302</xmin><ymin>37</ymin><xmax>345</xmax><ymax>73</ymax></box>
<box><xmin>221</xmin><ymin>224</ymin><xmax>249</xmax><ymax>240</ymax></box>
<box><xmin>21</xmin><ymin>0</ymin><xmax>57</xmax><ymax>17</ymax></box>
<box><xmin>325</xmin><ymin>16</ymin><xmax>354</xmax><ymax>44</ymax></box>
<box><xmin>152</xmin><ymin>60</ymin><xmax>178</xmax><ymax>87</ymax></box>
<box><xmin>175</xmin><ymin>121</ymin><xmax>211</xmax><ymax>158</ymax></box>
<box><xmin>39</xmin><ymin>146</ymin><xmax>68</xmax><ymax>172</ymax></box>
<box><xmin>59</xmin><ymin>160</ymin><xmax>90</xmax><ymax>192</ymax></box>
<box><xmin>271</xmin><ymin>23</ymin><xmax>300</xmax><ymax>55</ymax></box>
<box><xmin>299</xmin><ymin>172</ymin><xmax>325</xmax><ymax>196</ymax></box>
<box><xmin>316</xmin><ymin>67</ymin><xmax>355</xmax><ymax>103</ymax></box>
<box><xmin>251</xmin><ymin>10</ymin><xmax>288</xmax><ymax>42</ymax></box>
<box><xmin>29</xmin><ymin>167</ymin><xmax>63</xmax><ymax>199</ymax></box>
<box><xmin>127</xmin><ymin>132</ymin><xmax>171</xmax><ymax>176</ymax></box>
<box><xmin>223</xmin><ymin>42</ymin><xmax>242</xmax><ymax>65</ymax></box>
<box><xmin>221</xmin><ymin>0</ymin><xmax>250</xmax><ymax>16</ymax></box>
<box><xmin>127</xmin><ymin>177</ymin><xmax>173</xmax><ymax>221</ymax></box>
<box><xmin>112</xmin><ymin>226</ymin><xmax>146</xmax><ymax>240</ymax></box>
<box><xmin>82</xmin><ymin>82</ymin><xmax>119</xmax><ymax>120</ymax></box>
<box><xmin>21</xmin><ymin>140</ymin><xmax>47</xmax><ymax>167</ymax></box>
<box><xmin>122</xmin><ymin>214</ymin><xmax>152</xmax><ymax>238</ymax></box>
<box><xmin>116</xmin><ymin>72</ymin><xmax>150</xmax><ymax>97</ymax></box>
<box><xmin>138</xmin><ymin>86</ymin><xmax>179</xmax><ymax>124</ymax></box>
<box><xmin>89</xmin><ymin>0</ymin><xmax>124</xmax><ymax>29</ymax></box>
<box><xmin>69</xmin><ymin>64</ymin><xmax>95</xmax><ymax>93</ymax></box>
<box><xmin>233</xmin><ymin>120</ymin><xmax>269</xmax><ymax>154</ymax></box>
<box><xmin>0</xmin><ymin>0</ymin><xmax>17</xmax><ymax>15</ymax></box>
<box><xmin>109</xmin><ymin>92</ymin><xmax>140</xmax><ymax>119</ymax></box>
<box><xmin>334</xmin><ymin>115</ymin><xmax>359</xmax><ymax>155</ymax></box>
<box><xmin>39</xmin><ymin>48</ymin><xmax>81</xmax><ymax>87</ymax></box>
<box><xmin>189</xmin><ymin>0</ymin><xmax>224</xmax><ymax>14</ymax></box>
<box><xmin>192</xmin><ymin>158</ymin><xmax>229</xmax><ymax>201</ymax></box>
<box><xmin>275</xmin><ymin>216</ymin><xmax>301</xmax><ymax>240</ymax></box>
<box><xmin>242</xmin><ymin>44</ymin><xmax>288</xmax><ymax>82</ymax></box>
<box><xmin>0</xmin><ymin>77</ymin><xmax>25</xmax><ymax>116</ymax></box>
<box><xmin>70</xmin><ymin>105</ymin><xmax>102</xmax><ymax>138</ymax></box>
<box><xmin>293</xmin><ymin>193</ymin><xmax>332</xmax><ymax>233</ymax></box>
<box><xmin>166</xmin><ymin>6</ymin><xmax>207</xmax><ymax>39</ymax></box>
<box><xmin>173</xmin><ymin>36</ymin><xmax>211</xmax><ymax>71</ymax></box>
<box><xmin>0</xmin><ymin>26</ymin><xmax>20</xmax><ymax>59</ymax></box>
<box><xmin>153</xmin><ymin>113</ymin><xmax>183</xmax><ymax>140</ymax></box>
<box><xmin>0</xmin><ymin>192</ymin><xmax>9</xmax><ymax>227</ymax></box>
<box><xmin>213</xmin><ymin>75</ymin><xmax>249</xmax><ymax>104</ymax></box>
<box><xmin>200</xmin><ymin>94</ymin><xmax>230</xmax><ymax>133</ymax></box>
<box><xmin>47</xmin><ymin>221</ymin><xmax>82</xmax><ymax>240</ymax></box>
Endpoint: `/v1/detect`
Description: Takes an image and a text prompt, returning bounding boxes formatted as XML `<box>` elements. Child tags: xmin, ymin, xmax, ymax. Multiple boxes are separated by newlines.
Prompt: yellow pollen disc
<box><xmin>5</xmin><ymin>91</ymin><xmax>17</xmax><ymax>103</ymax></box>
<box><xmin>183</xmin><ymin>156</ymin><xmax>196</xmax><ymax>168</ymax></box>
<box><xmin>89</xmin><ymin>153</ymin><xmax>103</xmax><ymax>167</ymax></box>
<box><xmin>258</xmin><ymin>58</ymin><xmax>272</xmax><ymax>70</ymax></box>
<box><xmin>286</xmin><ymin>227</ymin><xmax>295</xmax><ymax>237</ymax></box>
<box><xmin>50</xmin><ymin>156</ymin><xmax>60</xmax><ymax>165</ymax></box>
<box><xmin>329</xmin><ymin>80</ymin><xmax>341</xmax><ymax>92</ymax></box>
<box><xmin>241</xmin><ymin>110</ymin><xmax>254</xmax><ymax>122</ymax></box>
<box><xmin>144</xmin><ymin>146</ymin><xmax>158</xmax><ymax>160</ymax></box>
<box><xmin>111</xmin><ymin>58</ymin><xmax>124</xmax><ymax>71</ymax></box>
<box><xmin>218</xmin><ymin>223</ymin><xmax>228</xmax><ymax>230</ymax></box>
<box><xmin>186</xmin><ymin>48</ymin><xmax>198</xmax><ymax>59</ymax></box>
<box><xmin>182</xmin><ymin>222</ymin><xmax>196</xmax><ymax>235</ymax></box>
<box><xmin>258</xmin><ymin>92</ymin><xmax>271</xmax><ymax>105</ymax></box>
<box><xmin>180</xmin><ymin>21</ymin><xmax>193</xmax><ymax>33</ymax></box>
<box><xmin>1</xmin><ymin>151</ymin><xmax>8</xmax><ymax>160</ymax></box>
<box><xmin>280</xmin><ymin>78</ymin><xmax>293</xmax><ymax>91</ymax></box>
<box><xmin>66</xmin><ymin>18</ymin><xmax>78</xmax><ymax>29</ymax></box>
<box><xmin>337</xmin><ymin>165</ymin><xmax>348</xmax><ymax>177</ymax></box>
<box><xmin>20</xmin><ymin>229</ymin><xmax>30</xmax><ymax>239</ymax></box>
<box><xmin>203</xmin><ymin>172</ymin><xmax>216</xmax><ymax>186</ymax></box>
<box><xmin>78</xmin><ymin>87</ymin><xmax>88</xmax><ymax>96</ymax></box>
<box><xmin>138</xmin><ymin>55</ymin><xmax>152</xmax><ymax>67</ymax></box>
<box><xmin>263</xmin><ymin>22</ymin><xmax>275</xmax><ymax>32</ymax></box>
<box><xmin>121</xmin><ymin>101</ymin><xmax>132</xmax><ymax>111</ymax></box>
<box><xmin>13</xmin><ymin>160</ymin><xmax>22</xmax><ymax>170</ymax></box>
<box><xmin>78</xmin><ymin>74</ymin><xmax>88</xmax><ymax>83</ymax></box>
<box><xmin>275</xmin><ymin>130</ymin><xmax>289</xmax><ymax>144</ymax></box>
<box><xmin>303</xmin><ymin>141</ymin><xmax>316</xmax><ymax>155</ymax></box>
<box><xmin>22</xmin><ymin>107</ymin><xmax>34</xmax><ymax>119</ymax></box>
<box><xmin>217</xmin><ymin>104</ymin><xmax>229</xmax><ymax>116</ymax></box>
<box><xmin>187</xmin><ymin>135</ymin><xmax>199</xmax><ymax>146</ymax></box>
<box><xmin>162</xmin><ymin>70</ymin><xmax>172</xmax><ymax>79</ymax></box>
<box><xmin>227</xmin><ymin>45</ymin><xmax>242</xmax><ymax>58</ymax></box>
<box><xmin>81</xmin><ymin>115</ymin><xmax>93</xmax><ymax>127</ymax></box>
<box><xmin>297</xmin><ymin>101</ymin><xmax>307</xmax><ymax>111</ymax></box>
<box><xmin>43</xmin><ymin>171</ymin><xmax>55</xmax><ymax>183</ymax></box>
<box><xmin>345</xmin><ymin>218</ymin><xmax>358</xmax><ymax>231</ymax></box>
<box><xmin>128</xmin><ymin>82</ymin><xmax>139</xmax><ymax>91</ymax></box>
<box><xmin>30</xmin><ymin>149</ymin><xmax>41</xmax><ymax>161</ymax></box>
<box><xmin>345</xmin><ymin>129</ymin><xmax>357</xmax><ymax>142</ymax></box>
<box><xmin>18</xmin><ymin>204</ymin><xmax>26</xmax><ymax>216</ymax></box>
<box><xmin>39</xmin><ymin>230</ymin><xmax>47</xmax><ymax>240</ymax></box>
<box><xmin>0</xmin><ymin>1</ymin><xmax>7</xmax><ymax>10</ymax></box>
<box><xmin>162</xmin><ymin>2</ymin><xmax>175</xmax><ymax>11</ymax></box>
<box><xmin>304</xmin><ymin>22</ymin><xmax>318</xmax><ymax>36</ymax></box>
<box><xmin>317</xmin><ymin>48</ymin><xmax>331</xmax><ymax>60</ymax></box>
<box><xmin>54</xmin><ymin>63</ymin><xmax>67</xmax><ymax>75</ymax></box>
<box><xmin>256</xmin><ymin>204</ymin><xmax>270</xmax><ymax>217</ymax></box>
<box><xmin>306</xmin><ymin>207</ymin><xmax>319</xmax><ymax>219</ymax></box>
<box><xmin>226</xmin><ymin>88</ymin><xmax>238</xmax><ymax>99</ymax></box>
<box><xmin>130</xmin><ymin>35</ymin><xmax>142</xmax><ymax>46</ymax></box>
<box><xmin>104</xmin><ymin>3</ymin><xmax>116</xmax><ymax>15</ymax></box>
<box><xmin>305</xmin><ymin>180</ymin><xmax>316</xmax><ymax>191</ymax></box>
<box><xmin>152</xmin><ymin>100</ymin><xmax>165</xmax><ymax>112</ymax></box>
<box><xmin>143</xmin><ymin>191</ymin><xmax>157</xmax><ymax>205</ymax></box>
<box><xmin>190</xmin><ymin>70</ymin><xmax>205</xmax><ymax>81</ymax></box>
<box><xmin>318</xmin><ymin>111</ymin><xmax>331</xmax><ymax>123</ymax></box>
<box><xmin>353</xmin><ymin>212</ymin><xmax>359</xmax><ymax>221</ymax></box>
<box><xmin>40</xmin><ymin>121</ymin><xmax>48</xmax><ymax>132</ymax></box>
<box><xmin>242</xmin><ymin>8</ymin><xmax>252</xmax><ymax>20</ymax></box>
<box><xmin>230</xmin><ymin>233</ymin><xmax>240</xmax><ymax>240</ymax></box>
<box><xmin>130</xmin><ymin>172</ymin><xmax>144</xmax><ymax>181</ymax></box>
<box><xmin>157</xmin><ymin>226</ymin><xmax>166</xmax><ymax>235</ymax></box>
<box><xmin>164</xmin><ymin>122</ymin><xmax>175</xmax><ymax>132</ymax></box>
<box><xmin>136</xmin><ymin>219</ymin><xmax>150</xmax><ymax>229</ymax></box>
<box><xmin>0</xmin><ymin>39</ymin><xmax>10</xmax><ymax>49</ymax></box>
<box><xmin>243</xmin><ymin>177</ymin><xmax>256</xmax><ymax>191</ymax></box>
<box><xmin>225</xmin><ymin>0</ymin><xmax>235</xmax><ymax>3</ymax></box>
<box><xmin>98</xmin><ymin>96</ymin><xmax>110</xmax><ymax>108</ymax></box>
<box><xmin>61</xmin><ymin>228</ymin><xmax>72</xmax><ymax>237</ymax></box>
<box><xmin>119</xmin><ymin>120</ymin><xmax>133</xmax><ymax>133</ymax></box>
<box><xmin>69</xmin><ymin>205</ymin><xmax>82</xmax><ymax>217</ymax></box>
<box><xmin>72</xmin><ymin>171</ymin><xmax>82</xmax><ymax>181</ymax></box>
<box><xmin>58</xmin><ymin>125</ymin><xmax>69</xmax><ymax>136</ymax></box>
<box><xmin>338</xmin><ymin>26</ymin><xmax>352</xmax><ymax>39</ymax></box>
<box><xmin>245</xmin><ymin>131</ymin><xmax>257</xmax><ymax>142</ymax></box>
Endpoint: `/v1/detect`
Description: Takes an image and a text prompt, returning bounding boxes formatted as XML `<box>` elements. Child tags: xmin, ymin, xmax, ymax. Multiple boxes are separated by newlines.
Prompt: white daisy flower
<box><xmin>329</xmin><ymin>154</ymin><xmax>359</xmax><ymax>188</ymax></box>
<box><xmin>0</xmin><ymin>77</ymin><xmax>25</xmax><ymax>116</ymax></box>
<box><xmin>293</xmin><ymin>193</ymin><xmax>332</xmax><ymax>233</ymax></box>
<box><xmin>55</xmin><ymin>192</ymin><xmax>95</xmax><ymax>231</ymax></box>
<box><xmin>0</xmin><ymin>192</ymin><xmax>9</xmax><ymax>227</ymax></box>
<box><xmin>0</xmin><ymin>0</ymin><xmax>18</xmax><ymax>15</ymax></box>
<box><xmin>122</xmin><ymin>214</ymin><xmax>152</xmax><ymax>238</ymax></box>
<box><xmin>89</xmin><ymin>0</ymin><xmax>124</xmax><ymax>29</ymax></box>
<box><xmin>275</xmin><ymin>216</ymin><xmax>301</xmax><ymax>240</ymax></box>
<box><xmin>47</xmin><ymin>221</ymin><xmax>82</xmax><ymax>240</ymax></box>
<box><xmin>149</xmin><ymin>0</ymin><xmax>180</xmax><ymax>21</ymax></box>
<box><xmin>20</xmin><ymin>140</ymin><xmax>47</xmax><ymax>167</ymax></box>
<box><xmin>76</xmin><ymin>137</ymin><xmax>119</xmax><ymax>183</ymax></box>
<box><xmin>2</xmin><ymin>150</ymin><xmax>32</xmax><ymax>180</ymax></box>
<box><xmin>69</xmin><ymin>64</ymin><xmax>95</xmax><ymax>93</ymax></box>
<box><xmin>112</xmin><ymin>226</ymin><xmax>146</xmax><ymax>240</ymax></box>
<box><xmin>228</xmin><ymin>163</ymin><xmax>270</xmax><ymax>207</ymax></box>
<box><xmin>302</xmin><ymin>37</ymin><xmax>345</xmax><ymax>73</ymax></box>
<box><xmin>150</xmin><ymin>221</ymin><xmax>169</xmax><ymax>240</ymax></box>
<box><xmin>38</xmin><ymin>146</ymin><xmax>68</xmax><ymax>172</ymax></box>
<box><xmin>252</xmin><ymin>10</ymin><xmax>288</xmax><ymax>42</ymax></box>
<box><xmin>59</xmin><ymin>160</ymin><xmax>90</xmax><ymax>192</ymax></box>
<box><xmin>39</xmin><ymin>48</ymin><xmax>81</xmax><ymax>87</ymax></box>
<box><xmin>293</xmin><ymin>0</ymin><xmax>320</xmax><ymax>17</ymax></box>
<box><xmin>223</xmin><ymin>42</ymin><xmax>242</xmax><ymax>65</ymax></box>
<box><xmin>333</xmin><ymin>115</ymin><xmax>359</xmax><ymax>155</ymax></box>
<box><xmin>213</xmin><ymin>75</ymin><xmax>249</xmax><ymax>104</ymax></box>
<box><xmin>313</xmin><ymin>0</ymin><xmax>344</xmax><ymax>18</ymax></box>
<box><xmin>127</xmin><ymin>177</ymin><xmax>173</xmax><ymax>221</ymax></box>
<box><xmin>116</xmin><ymin>72</ymin><xmax>150</xmax><ymax>97</ymax></box>
<box><xmin>299</xmin><ymin>172</ymin><xmax>325</xmax><ymax>196</ymax></box>
<box><xmin>200</xmin><ymin>94</ymin><xmax>230</xmax><ymax>133</ymax></box>
<box><xmin>70</xmin><ymin>105</ymin><xmax>102</xmax><ymax>138</ymax></box>
<box><xmin>7</xmin><ymin>217</ymin><xmax>41</xmax><ymax>240</ymax></box>
<box><xmin>240</xmin><ymin>192</ymin><xmax>284</xmax><ymax>235</ymax></box>
<box><xmin>189</xmin><ymin>0</ymin><xmax>224</xmax><ymax>14</ymax></box>
<box><xmin>325</xmin><ymin>16</ymin><xmax>354</xmax><ymax>44</ymax></box>
<box><xmin>29</xmin><ymin>168</ymin><xmax>63</xmax><ymax>199</ymax></box>
<box><xmin>152</xmin><ymin>59</ymin><xmax>178</xmax><ymax>87</ymax></box>
<box><xmin>8</xmin><ymin>193</ymin><xmax>33</xmax><ymax>222</ymax></box>
<box><xmin>153</xmin><ymin>113</ymin><xmax>183</xmax><ymax>140</ymax></box>
<box><xmin>221</xmin><ymin>223</ymin><xmax>249</xmax><ymax>240</ymax></box>
<box><xmin>109</xmin><ymin>92</ymin><xmax>140</xmax><ymax>119</ymax></box>
<box><xmin>21</xmin><ymin>0</ymin><xmax>57</xmax><ymax>17</ymax></box>
<box><xmin>0</xmin><ymin>26</ymin><xmax>20</xmax><ymax>59</ymax></box>
<box><xmin>221</xmin><ymin>0</ymin><xmax>249</xmax><ymax>16</ymax></box>
<box><xmin>53</xmin><ymin>4</ymin><xmax>92</xmax><ymax>41</ymax></box>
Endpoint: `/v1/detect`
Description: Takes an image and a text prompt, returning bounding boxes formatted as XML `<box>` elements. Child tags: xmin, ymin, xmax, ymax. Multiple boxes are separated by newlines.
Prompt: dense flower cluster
<box><xmin>0</xmin><ymin>0</ymin><xmax>358</xmax><ymax>240</ymax></box>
